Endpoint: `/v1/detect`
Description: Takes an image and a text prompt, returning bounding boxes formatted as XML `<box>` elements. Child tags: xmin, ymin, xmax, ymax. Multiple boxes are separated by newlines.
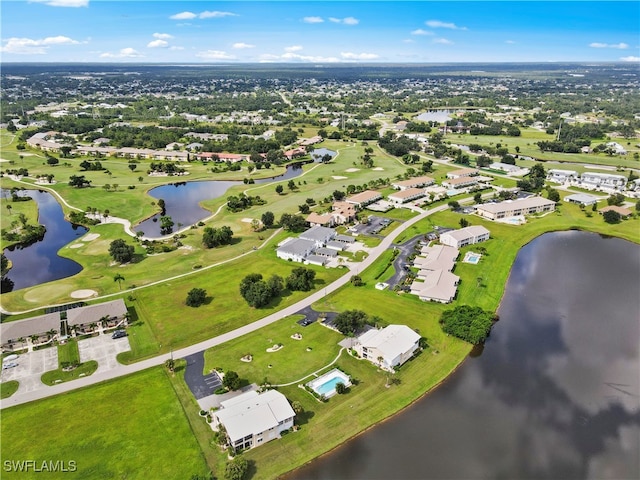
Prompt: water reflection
<box><xmin>291</xmin><ymin>231</ymin><xmax>640</xmax><ymax>480</ymax></box>
<box><xmin>2</xmin><ymin>190</ymin><xmax>86</xmax><ymax>291</ymax></box>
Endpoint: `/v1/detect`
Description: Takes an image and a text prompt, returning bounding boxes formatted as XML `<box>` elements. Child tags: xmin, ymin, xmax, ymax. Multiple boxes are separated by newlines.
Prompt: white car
<box><xmin>2</xmin><ymin>362</ymin><xmax>18</xmax><ymax>370</ymax></box>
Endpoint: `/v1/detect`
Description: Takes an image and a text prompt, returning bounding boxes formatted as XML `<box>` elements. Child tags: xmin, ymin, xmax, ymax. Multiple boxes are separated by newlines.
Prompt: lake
<box><xmin>2</xmin><ymin>190</ymin><xmax>87</xmax><ymax>292</ymax></box>
<box><xmin>289</xmin><ymin>231</ymin><xmax>640</xmax><ymax>479</ymax></box>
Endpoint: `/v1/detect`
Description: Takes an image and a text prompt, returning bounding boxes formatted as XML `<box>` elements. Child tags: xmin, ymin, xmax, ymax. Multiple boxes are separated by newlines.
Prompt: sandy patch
<box><xmin>83</xmin><ymin>233</ymin><xmax>100</xmax><ymax>241</ymax></box>
<box><xmin>332</xmin><ymin>176</ymin><xmax>348</xmax><ymax>180</ymax></box>
<box><xmin>373</xmin><ymin>167</ymin><xmax>385</xmax><ymax>171</ymax></box>
<box><xmin>69</xmin><ymin>243</ymin><xmax>83</xmax><ymax>249</ymax></box>
<box><xmin>70</xmin><ymin>289</ymin><xmax>98</xmax><ymax>299</ymax></box>
<box><xmin>241</xmin><ymin>218</ymin><xmax>254</xmax><ymax>223</ymax></box>
<box><xmin>345</xmin><ymin>168</ymin><xmax>360</xmax><ymax>173</ymax></box>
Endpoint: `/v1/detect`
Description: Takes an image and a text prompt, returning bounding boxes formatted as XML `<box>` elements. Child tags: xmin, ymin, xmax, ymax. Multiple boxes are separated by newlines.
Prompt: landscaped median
<box><xmin>40</xmin><ymin>339</ymin><xmax>98</xmax><ymax>386</ymax></box>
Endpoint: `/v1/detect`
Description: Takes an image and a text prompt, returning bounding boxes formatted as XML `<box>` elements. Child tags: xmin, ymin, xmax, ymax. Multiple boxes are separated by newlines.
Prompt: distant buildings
<box><xmin>345</xmin><ymin>190</ymin><xmax>383</xmax><ymax>208</ymax></box>
<box><xmin>276</xmin><ymin>226</ymin><xmax>354</xmax><ymax>266</ymax></box>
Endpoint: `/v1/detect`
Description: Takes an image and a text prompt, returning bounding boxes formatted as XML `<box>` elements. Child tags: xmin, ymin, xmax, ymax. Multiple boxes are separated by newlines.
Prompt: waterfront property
<box><xmin>410</xmin><ymin>244</ymin><xmax>460</xmax><ymax>303</ymax></box>
<box><xmin>565</xmin><ymin>193</ymin><xmax>600</xmax><ymax>206</ymax></box>
<box><xmin>439</xmin><ymin>226</ymin><xmax>490</xmax><ymax>249</ymax></box>
<box><xmin>211</xmin><ymin>389</ymin><xmax>295</xmax><ymax>451</ymax></box>
<box><xmin>475</xmin><ymin>196</ymin><xmax>556</xmax><ymax>221</ymax></box>
<box><xmin>354</xmin><ymin>325</ymin><xmax>421</xmax><ymax>370</ymax></box>
<box><xmin>598</xmin><ymin>205</ymin><xmax>633</xmax><ymax>218</ymax></box>
<box><xmin>306</xmin><ymin>368</ymin><xmax>352</xmax><ymax>398</ymax></box>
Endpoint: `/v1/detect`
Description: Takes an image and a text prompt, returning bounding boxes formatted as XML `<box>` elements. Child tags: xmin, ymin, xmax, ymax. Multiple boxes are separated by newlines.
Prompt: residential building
<box><xmin>442</xmin><ymin>176</ymin><xmax>479</xmax><ymax>189</ymax></box>
<box><xmin>410</xmin><ymin>269</ymin><xmax>460</xmax><ymax>303</ymax></box>
<box><xmin>306</xmin><ymin>212</ymin><xmax>334</xmax><ymax>227</ymax></box>
<box><xmin>439</xmin><ymin>226</ymin><xmax>490</xmax><ymax>248</ymax></box>
<box><xmin>489</xmin><ymin>162</ymin><xmax>527</xmax><ymax>175</ymax></box>
<box><xmin>605</xmin><ymin>142</ymin><xmax>627</xmax><ymax>155</ymax></box>
<box><xmin>446</xmin><ymin>168</ymin><xmax>478</xmax><ymax>179</ymax></box>
<box><xmin>475</xmin><ymin>196</ymin><xmax>556</xmax><ymax>221</ymax></box>
<box><xmin>547</xmin><ymin>169</ymin><xmax>578</xmax><ymax>184</ymax></box>
<box><xmin>345</xmin><ymin>190</ymin><xmax>382</xmax><ymax>208</ymax></box>
<box><xmin>0</xmin><ymin>312</ymin><xmax>60</xmax><ymax>351</ymax></box>
<box><xmin>388</xmin><ymin>188</ymin><xmax>425</xmax><ymax>204</ymax></box>
<box><xmin>211</xmin><ymin>390</ymin><xmax>295</xmax><ymax>452</ymax></box>
<box><xmin>565</xmin><ymin>193</ymin><xmax>600</xmax><ymax>206</ymax></box>
<box><xmin>413</xmin><ymin>244</ymin><xmax>458</xmax><ymax>272</ymax></box>
<box><xmin>391</xmin><ymin>176</ymin><xmax>435</xmax><ymax>190</ymax></box>
<box><xmin>276</xmin><ymin>238</ymin><xmax>316</xmax><ymax>263</ymax></box>
<box><xmin>599</xmin><ymin>205</ymin><xmax>633</xmax><ymax>218</ymax></box>
<box><xmin>580</xmin><ymin>172</ymin><xmax>627</xmax><ymax>191</ymax></box>
<box><xmin>331</xmin><ymin>202</ymin><xmax>357</xmax><ymax>224</ymax></box>
<box><xmin>299</xmin><ymin>225</ymin><xmax>336</xmax><ymax>247</ymax></box>
<box><xmin>354</xmin><ymin>325</ymin><xmax>421</xmax><ymax>370</ymax></box>
<box><xmin>66</xmin><ymin>299</ymin><xmax>128</xmax><ymax>334</ymax></box>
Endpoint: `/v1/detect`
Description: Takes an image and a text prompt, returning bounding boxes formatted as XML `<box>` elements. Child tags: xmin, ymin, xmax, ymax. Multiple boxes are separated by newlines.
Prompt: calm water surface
<box><xmin>291</xmin><ymin>231</ymin><xmax>640</xmax><ymax>480</ymax></box>
<box><xmin>2</xmin><ymin>190</ymin><xmax>87</xmax><ymax>291</ymax></box>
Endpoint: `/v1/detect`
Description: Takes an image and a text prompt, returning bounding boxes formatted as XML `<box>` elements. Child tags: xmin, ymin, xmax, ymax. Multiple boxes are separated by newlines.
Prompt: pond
<box><xmin>289</xmin><ymin>231</ymin><xmax>640</xmax><ymax>479</ymax></box>
<box><xmin>134</xmin><ymin>162</ymin><xmax>308</xmax><ymax>238</ymax></box>
<box><xmin>2</xmin><ymin>189</ymin><xmax>87</xmax><ymax>292</ymax></box>
<box><xmin>416</xmin><ymin>110</ymin><xmax>454</xmax><ymax>123</ymax></box>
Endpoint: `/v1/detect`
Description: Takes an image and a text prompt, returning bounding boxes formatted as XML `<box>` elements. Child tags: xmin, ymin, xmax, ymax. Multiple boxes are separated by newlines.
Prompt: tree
<box><xmin>291</xmin><ymin>400</ymin><xmax>304</xmax><ymax>415</ymax></box>
<box><xmin>286</xmin><ymin>267</ymin><xmax>316</xmax><ymax>292</ymax></box>
<box><xmin>186</xmin><ymin>287</ymin><xmax>207</xmax><ymax>307</ymax></box>
<box><xmin>603</xmin><ymin>209</ymin><xmax>621</xmax><ymax>224</ymax></box>
<box><xmin>160</xmin><ymin>215</ymin><xmax>174</xmax><ymax>234</ymax></box>
<box><xmin>1</xmin><ymin>253</ymin><xmax>9</xmax><ymax>278</ymax></box>
<box><xmin>350</xmin><ymin>275</ymin><xmax>364</xmax><ymax>287</ymax></box>
<box><xmin>69</xmin><ymin>175</ymin><xmax>91</xmax><ymax>188</ymax></box>
<box><xmin>459</xmin><ymin>218</ymin><xmax>469</xmax><ymax>228</ymax></box>
<box><xmin>334</xmin><ymin>310</ymin><xmax>370</xmax><ymax>335</ymax></box>
<box><xmin>5</xmin><ymin>205</ymin><xmax>11</xmax><ymax>216</ymax></box>
<box><xmin>448</xmin><ymin>200</ymin><xmax>460</xmax><ymax>211</ymax></box>
<box><xmin>607</xmin><ymin>193</ymin><xmax>625</xmax><ymax>206</ymax></box>
<box><xmin>46</xmin><ymin>156</ymin><xmax>59</xmax><ymax>166</ymax></box>
<box><xmin>547</xmin><ymin>189</ymin><xmax>560</xmax><ymax>202</ymax></box>
<box><xmin>261</xmin><ymin>211</ymin><xmax>275</xmax><ymax>228</ymax></box>
<box><xmin>440</xmin><ymin>305</ymin><xmax>496</xmax><ymax>344</ymax></box>
<box><xmin>335</xmin><ymin>382</ymin><xmax>347</xmax><ymax>394</ymax></box>
<box><xmin>202</xmin><ymin>226</ymin><xmax>234</xmax><ymax>248</ymax></box>
<box><xmin>279</xmin><ymin>213</ymin><xmax>308</xmax><ymax>232</ymax></box>
<box><xmin>108</xmin><ymin>239</ymin><xmax>134</xmax><ymax>264</ymax></box>
<box><xmin>332</xmin><ymin>190</ymin><xmax>346</xmax><ymax>201</ymax></box>
<box><xmin>636</xmin><ymin>200</ymin><xmax>640</xmax><ymax>213</ymax></box>
<box><xmin>473</xmin><ymin>192</ymin><xmax>482</xmax><ymax>204</ymax></box>
<box><xmin>224</xmin><ymin>456</ymin><xmax>248</xmax><ymax>480</ymax></box>
<box><xmin>298</xmin><ymin>204</ymin><xmax>310</xmax><ymax>214</ymax></box>
<box><xmin>223</xmin><ymin>371</ymin><xmax>241</xmax><ymax>391</ymax></box>
<box><xmin>128</xmin><ymin>163</ymin><xmax>137</xmax><ymax>172</ymax></box>
<box><xmin>275</xmin><ymin>185</ymin><xmax>284</xmax><ymax>195</ymax></box>
<box><xmin>165</xmin><ymin>359</ymin><xmax>175</xmax><ymax>373</ymax></box>
<box><xmin>113</xmin><ymin>273</ymin><xmax>125</xmax><ymax>290</ymax></box>
<box><xmin>288</xmin><ymin>179</ymin><xmax>297</xmax><ymax>191</ymax></box>
<box><xmin>239</xmin><ymin>273</ymin><xmax>281</xmax><ymax>308</ymax></box>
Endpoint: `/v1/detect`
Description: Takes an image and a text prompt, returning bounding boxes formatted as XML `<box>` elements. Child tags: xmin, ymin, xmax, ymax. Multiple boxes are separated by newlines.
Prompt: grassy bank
<box><xmin>0</xmin><ymin>381</ymin><xmax>19</xmax><ymax>399</ymax></box>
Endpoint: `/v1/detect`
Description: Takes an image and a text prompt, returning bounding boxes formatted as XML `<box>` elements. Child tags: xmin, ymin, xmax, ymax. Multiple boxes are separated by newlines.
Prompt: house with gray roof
<box><xmin>276</xmin><ymin>238</ymin><xmax>316</xmax><ymax>263</ymax></box>
<box><xmin>66</xmin><ymin>299</ymin><xmax>128</xmax><ymax>333</ymax></box>
<box><xmin>1</xmin><ymin>313</ymin><xmax>61</xmax><ymax>351</ymax></box>
<box><xmin>299</xmin><ymin>225</ymin><xmax>336</xmax><ymax>247</ymax></box>
<box><xmin>565</xmin><ymin>193</ymin><xmax>600</xmax><ymax>206</ymax></box>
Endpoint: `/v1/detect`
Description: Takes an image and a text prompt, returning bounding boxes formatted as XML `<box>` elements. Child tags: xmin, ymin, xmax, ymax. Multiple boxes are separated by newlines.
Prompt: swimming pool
<box><xmin>463</xmin><ymin>252</ymin><xmax>482</xmax><ymax>264</ymax></box>
<box><xmin>307</xmin><ymin>368</ymin><xmax>351</xmax><ymax>398</ymax></box>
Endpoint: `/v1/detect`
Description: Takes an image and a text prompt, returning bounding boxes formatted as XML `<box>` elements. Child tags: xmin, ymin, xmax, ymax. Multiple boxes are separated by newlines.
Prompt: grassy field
<box><xmin>40</xmin><ymin>340</ymin><xmax>99</xmax><ymax>386</ymax></box>
<box><xmin>0</xmin><ymin>380</ymin><xmax>19</xmax><ymax>399</ymax></box>
<box><xmin>0</xmin><ymin>368</ymin><xmax>210</xmax><ymax>479</ymax></box>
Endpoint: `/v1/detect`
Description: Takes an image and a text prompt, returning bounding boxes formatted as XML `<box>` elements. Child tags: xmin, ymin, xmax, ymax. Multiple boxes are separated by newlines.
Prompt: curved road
<box><xmin>0</xmin><ymin>203</ymin><xmax>447</xmax><ymax>409</ymax></box>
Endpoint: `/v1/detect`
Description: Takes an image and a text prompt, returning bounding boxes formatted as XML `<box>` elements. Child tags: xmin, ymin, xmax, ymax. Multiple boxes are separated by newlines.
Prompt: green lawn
<box><xmin>40</xmin><ymin>339</ymin><xmax>98</xmax><ymax>386</ymax></box>
<box><xmin>204</xmin><ymin>315</ymin><xmax>344</xmax><ymax>384</ymax></box>
<box><xmin>0</xmin><ymin>368</ymin><xmax>210</xmax><ymax>480</ymax></box>
<box><xmin>0</xmin><ymin>381</ymin><xmax>19</xmax><ymax>399</ymax></box>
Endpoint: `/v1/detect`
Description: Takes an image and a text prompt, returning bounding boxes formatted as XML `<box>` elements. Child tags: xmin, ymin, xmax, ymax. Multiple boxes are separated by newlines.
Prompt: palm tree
<box><xmin>5</xmin><ymin>204</ymin><xmax>11</xmax><ymax>215</ymax></box>
<box><xmin>114</xmin><ymin>273</ymin><xmax>125</xmax><ymax>290</ymax></box>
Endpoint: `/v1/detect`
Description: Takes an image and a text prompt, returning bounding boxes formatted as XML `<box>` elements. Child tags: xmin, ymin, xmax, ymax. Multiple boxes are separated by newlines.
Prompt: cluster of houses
<box><xmin>276</xmin><ymin>225</ymin><xmax>355</xmax><ymax>266</ymax></box>
<box><xmin>475</xmin><ymin>196</ymin><xmax>556</xmax><ymax>221</ymax></box>
<box><xmin>0</xmin><ymin>299</ymin><xmax>127</xmax><ymax>352</ymax></box>
<box><xmin>409</xmin><ymin>226</ymin><xmax>490</xmax><ymax>303</ymax></box>
<box><xmin>547</xmin><ymin>169</ymin><xmax>638</xmax><ymax>194</ymax></box>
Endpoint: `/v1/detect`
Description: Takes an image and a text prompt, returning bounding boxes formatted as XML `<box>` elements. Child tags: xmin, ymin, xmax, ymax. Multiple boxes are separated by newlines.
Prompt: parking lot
<box><xmin>78</xmin><ymin>334</ymin><xmax>131</xmax><ymax>374</ymax></box>
<box><xmin>351</xmin><ymin>216</ymin><xmax>394</xmax><ymax>236</ymax></box>
<box><xmin>1</xmin><ymin>347</ymin><xmax>58</xmax><ymax>394</ymax></box>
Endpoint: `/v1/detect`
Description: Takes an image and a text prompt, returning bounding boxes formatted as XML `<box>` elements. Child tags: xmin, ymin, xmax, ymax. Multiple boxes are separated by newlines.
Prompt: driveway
<box><xmin>0</xmin><ymin>347</ymin><xmax>58</xmax><ymax>394</ymax></box>
<box><xmin>183</xmin><ymin>351</ymin><xmax>222</xmax><ymax>400</ymax></box>
<box><xmin>78</xmin><ymin>334</ymin><xmax>131</xmax><ymax>374</ymax></box>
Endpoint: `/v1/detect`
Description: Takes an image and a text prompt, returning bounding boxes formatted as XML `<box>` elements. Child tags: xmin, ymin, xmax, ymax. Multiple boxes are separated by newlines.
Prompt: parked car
<box><xmin>111</xmin><ymin>329</ymin><xmax>127</xmax><ymax>339</ymax></box>
<box><xmin>2</xmin><ymin>362</ymin><xmax>18</xmax><ymax>370</ymax></box>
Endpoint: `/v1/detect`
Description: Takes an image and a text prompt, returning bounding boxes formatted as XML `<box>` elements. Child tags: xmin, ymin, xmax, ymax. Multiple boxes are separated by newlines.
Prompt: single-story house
<box><xmin>439</xmin><ymin>225</ymin><xmax>490</xmax><ymax>248</ymax></box>
<box><xmin>306</xmin><ymin>212</ymin><xmax>335</xmax><ymax>227</ymax></box>
<box><xmin>446</xmin><ymin>168</ymin><xmax>478</xmax><ymax>179</ymax></box>
<box><xmin>391</xmin><ymin>176</ymin><xmax>435</xmax><ymax>190</ymax></box>
<box><xmin>475</xmin><ymin>196</ymin><xmax>556</xmax><ymax>221</ymax></box>
<box><xmin>441</xmin><ymin>176</ymin><xmax>479</xmax><ymax>189</ymax></box>
<box><xmin>388</xmin><ymin>188</ymin><xmax>425</xmax><ymax>204</ymax></box>
<box><xmin>489</xmin><ymin>162</ymin><xmax>525</xmax><ymax>174</ymax></box>
<box><xmin>547</xmin><ymin>169</ymin><xmax>578</xmax><ymax>184</ymax></box>
<box><xmin>345</xmin><ymin>190</ymin><xmax>383</xmax><ymax>208</ymax></box>
<box><xmin>565</xmin><ymin>193</ymin><xmax>600</xmax><ymax>206</ymax></box>
<box><xmin>276</xmin><ymin>238</ymin><xmax>316</xmax><ymax>263</ymax></box>
<box><xmin>211</xmin><ymin>389</ymin><xmax>295</xmax><ymax>452</ymax></box>
<box><xmin>1</xmin><ymin>312</ymin><xmax>61</xmax><ymax>351</ymax></box>
<box><xmin>66</xmin><ymin>298</ymin><xmax>128</xmax><ymax>334</ymax></box>
<box><xmin>598</xmin><ymin>205</ymin><xmax>633</xmax><ymax>218</ymax></box>
<box><xmin>354</xmin><ymin>325</ymin><xmax>421</xmax><ymax>370</ymax></box>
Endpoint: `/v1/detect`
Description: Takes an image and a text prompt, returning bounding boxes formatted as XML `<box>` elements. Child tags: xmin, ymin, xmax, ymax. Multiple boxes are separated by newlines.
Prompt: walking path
<box><xmin>0</xmin><ymin>203</ymin><xmax>447</xmax><ymax>409</ymax></box>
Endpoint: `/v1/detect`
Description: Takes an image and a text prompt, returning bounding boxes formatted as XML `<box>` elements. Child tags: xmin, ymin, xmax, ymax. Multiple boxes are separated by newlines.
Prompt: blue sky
<box><xmin>1</xmin><ymin>1</ymin><xmax>638</xmax><ymax>63</ymax></box>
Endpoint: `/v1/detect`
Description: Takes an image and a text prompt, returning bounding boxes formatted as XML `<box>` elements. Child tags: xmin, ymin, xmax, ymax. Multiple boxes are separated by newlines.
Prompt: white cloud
<box><xmin>170</xmin><ymin>11</ymin><xmax>197</xmax><ymax>20</ymax></box>
<box><xmin>170</xmin><ymin>46</ymin><xmax>184</xmax><ymax>51</ymax></box>
<box><xmin>426</xmin><ymin>20</ymin><xmax>467</xmax><ymax>30</ymax></box>
<box><xmin>505</xmin><ymin>40</ymin><xmax>516</xmax><ymax>44</ymax></box>
<box><xmin>100</xmin><ymin>47</ymin><xmax>143</xmax><ymax>58</ymax></box>
<box><xmin>620</xmin><ymin>56</ymin><xmax>640</xmax><ymax>62</ymax></box>
<box><xmin>281</xmin><ymin>52</ymin><xmax>340</xmax><ymax>62</ymax></box>
<box><xmin>341</xmin><ymin>52</ymin><xmax>379</xmax><ymax>60</ymax></box>
<box><xmin>284</xmin><ymin>45</ymin><xmax>303</xmax><ymax>52</ymax></box>
<box><xmin>303</xmin><ymin>16</ymin><xmax>324</xmax><ymax>24</ymax></box>
<box><xmin>1</xmin><ymin>35</ymin><xmax>80</xmax><ymax>54</ymax></box>
<box><xmin>199</xmin><ymin>11</ymin><xmax>237</xmax><ymax>19</ymax></box>
<box><xmin>147</xmin><ymin>39</ymin><xmax>168</xmax><ymax>48</ymax></box>
<box><xmin>258</xmin><ymin>53</ymin><xmax>281</xmax><ymax>62</ymax></box>
<box><xmin>232</xmin><ymin>42</ymin><xmax>255</xmax><ymax>49</ymax></box>
<box><xmin>328</xmin><ymin>16</ymin><xmax>359</xmax><ymax>25</ymax></box>
<box><xmin>153</xmin><ymin>33</ymin><xmax>173</xmax><ymax>40</ymax></box>
<box><xmin>433</xmin><ymin>38</ymin><xmax>454</xmax><ymax>45</ymax></box>
<box><xmin>30</xmin><ymin>0</ymin><xmax>88</xmax><ymax>7</ymax></box>
<box><xmin>411</xmin><ymin>29</ymin><xmax>434</xmax><ymax>36</ymax></box>
<box><xmin>589</xmin><ymin>42</ymin><xmax>628</xmax><ymax>49</ymax></box>
<box><xmin>195</xmin><ymin>50</ymin><xmax>236</xmax><ymax>60</ymax></box>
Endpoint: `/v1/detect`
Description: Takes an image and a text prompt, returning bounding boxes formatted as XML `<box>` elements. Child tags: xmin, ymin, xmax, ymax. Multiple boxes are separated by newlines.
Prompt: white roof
<box><xmin>358</xmin><ymin>325</ymin><xmax>421</xmax><ymax>360</ymax></box>
<box><xmin>66</xmin><ymin>299</ymin><xmax>127</xmax><ymax>326</ymax></box>
<box><xmin>300</xmin><ymin>225</ymin><xmax>335</xmax><ymax>243</ymax></box>
<box><xmin>476</xmin><ymin>196</ymin><xmax>555</xmax><ymax>214</ymax></box>
<box><xmin>215</xmin><ymin>390</ymin><xmax>295</xmax><ymax>442</ymax></box>
<box><xmin>441</xmin><ymin>225</ymin><xmax>489</xmax><ymax>241</ymax></box>
<box><xmin>277</xmin><ymin>238</ymin><xmax>316</xmax><ymax>256</ymax></box>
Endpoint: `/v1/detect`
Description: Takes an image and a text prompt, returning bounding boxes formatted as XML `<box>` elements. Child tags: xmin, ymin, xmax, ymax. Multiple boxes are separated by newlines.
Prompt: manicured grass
<box><xmin>204</xmin><ymin>315</ymin><xmax>344</xmax><ymax>384</ymax></box>
<box><xmin>0</xmin><ymin>195</ymin><xmax>40</xmax><ymax>250</ymax></box>
<box><xmin>0</xmin><ymin>368</ymin><xmax>210</xmax><ymax>480</ymax></box>
<box><xmin>1</xmin><ymin>381</ymin><xmax>19</xmax><ymax>399</ymax></box>
<box><xmin>40</xmin><ymin>339</ymin><xmax>98</xmax><ymax>386</ymax></box>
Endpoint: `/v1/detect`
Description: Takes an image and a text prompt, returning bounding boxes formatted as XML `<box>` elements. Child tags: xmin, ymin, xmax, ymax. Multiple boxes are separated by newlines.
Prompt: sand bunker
<box><xmin>69</xmin><ymin>243</ymin><xmax>83</xmax><ymax>249</ymax></box>
<box><xmin>373</xmin><ymin>167</ymin><xmax>385</xmax><ymax>171</ymax></box>
<box><xmin>70</xmin><ymin>289</ymin><xmax>98</xmax><ymax>299</ymax></box>
<box><xmin>345</xmin><ymin>168</ymin><xmax>360</xmax><ymax>173</ymax></box>
<box><xmin>83</xmin><ymin>233</ymin><xmax>100</xmax><ymax>241</ymax></box>
<box><xmin>241</xmin><ymin>218</ymin><xmax>254</xmax><ymax>223</ymax></box>
<box><xmin>332</xmin><ymin>176</ymin><xmax>347</xmax><ymax>180</ymax></box>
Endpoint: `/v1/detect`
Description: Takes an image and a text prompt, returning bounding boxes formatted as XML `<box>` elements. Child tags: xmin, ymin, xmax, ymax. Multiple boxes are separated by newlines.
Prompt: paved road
<box><xmin>0</xmin><ymin>203</ymin><xmax>448</xmax><ymax>409</ymax></box>
<box><xmin>183</xmin><ymin>351</ymin><xmax>222</xmax><ymax>400</ymax></box>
